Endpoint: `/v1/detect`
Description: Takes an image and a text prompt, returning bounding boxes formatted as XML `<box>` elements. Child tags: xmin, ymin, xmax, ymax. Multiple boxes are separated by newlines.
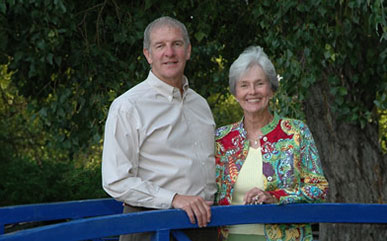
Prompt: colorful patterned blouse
<box><xmin>215</xmin><ymin>113</ymin><xmax>329</xmax><ymax>241</ymax></box>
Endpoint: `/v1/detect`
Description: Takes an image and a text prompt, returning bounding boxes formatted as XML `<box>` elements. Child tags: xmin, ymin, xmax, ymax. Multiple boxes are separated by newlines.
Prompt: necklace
<box><xmin>245</xmin><ymin>113</ymin><xmax>272</xmax><ymax>146</ymax></box>
<box><xmin>249</xmin><ymin>136</ymin><xmax>261</xmax><ymax>146</ymax></box>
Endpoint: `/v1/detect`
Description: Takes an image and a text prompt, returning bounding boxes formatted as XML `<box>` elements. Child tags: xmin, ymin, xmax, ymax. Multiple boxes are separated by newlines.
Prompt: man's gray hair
<box><xmin>143</xmin><ymin>16</ymin><xmax>190</xmax><ymax>50</ymax></box>
<box><xmin>229</xmin><ymin>46</ymin><xmax>278</xmax><ymax>96</ymax></box>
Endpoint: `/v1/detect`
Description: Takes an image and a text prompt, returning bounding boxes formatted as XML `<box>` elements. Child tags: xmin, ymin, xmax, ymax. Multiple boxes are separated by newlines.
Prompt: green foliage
<box><xmin>379</xmin><ymin>109</ymin><xmax>387</xmax><ymax>153</ymax></box>
<box><xmin>1</xmin><ymin>0</ymin><xmax>149</xmax><ymax>157</ymax></box>
<box><xmin>0</xmin><ymin>0</ymin><xmax>386</xmax><ymax>205</ymax></box>
<box><xmin>0</xmin><ymin>63</ymin><xmax>107</xmax><ymax>205</ymax></box>
<box><xmin>209</xmin><ymin>93</ymin><xmax>243</xmax><ymax>127</ymax></box>
<box><xmin>2</xmin><ymin>0</ymin><xmax>384</xmax><ymax>152</ymax></box>
<box><xmin>0</xmin><ymin>158</ymin><xmax>107</xmax><ymax>206</ymax></box>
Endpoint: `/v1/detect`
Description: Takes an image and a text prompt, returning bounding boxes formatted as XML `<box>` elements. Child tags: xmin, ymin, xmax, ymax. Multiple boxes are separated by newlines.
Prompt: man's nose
<box><xmin>164</xmin><ymin>44</ymin><xmax>175</xmax><ymax>57</ymax></box>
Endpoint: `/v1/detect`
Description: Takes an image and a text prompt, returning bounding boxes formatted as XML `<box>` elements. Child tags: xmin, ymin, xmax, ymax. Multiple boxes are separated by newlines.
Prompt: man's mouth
<box><xmin>246</xmin><ymin>98</ymin><xmax>261</xmax><ymax>103</ymax></box>
<box><xmin>164</xmin><ymin>61</ymin><xmax>178</xmax><ymax>65</ymax></box>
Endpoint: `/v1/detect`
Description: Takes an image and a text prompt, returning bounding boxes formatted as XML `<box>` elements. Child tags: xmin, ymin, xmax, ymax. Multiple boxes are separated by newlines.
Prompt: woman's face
<box><xmin>235</xmin><ymin>65</ymin><xmax>273</xmax><ymax>115</ymax></box>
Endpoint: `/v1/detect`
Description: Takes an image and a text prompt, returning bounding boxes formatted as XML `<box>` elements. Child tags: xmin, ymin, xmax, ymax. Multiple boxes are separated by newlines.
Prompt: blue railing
<box><xmin>1</xmin><ymin>198</ymin><xmax>387</xmax><ymax>241</ymax></box>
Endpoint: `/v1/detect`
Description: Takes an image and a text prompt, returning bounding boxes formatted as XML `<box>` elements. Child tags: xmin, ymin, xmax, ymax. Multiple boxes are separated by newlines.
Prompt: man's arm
<box><xmin>101</xmin><ymin>103</ymin><xmax>176</xmax><ymax>209</ymax></box>
<box><xmin>102</xmin><ymin>100</ymin><xmax>213</xmax><ymax>227</ymax></box>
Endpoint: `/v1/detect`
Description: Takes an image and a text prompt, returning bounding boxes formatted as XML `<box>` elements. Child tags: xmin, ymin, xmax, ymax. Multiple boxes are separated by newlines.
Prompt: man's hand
<box><xmin>171</xmin><ymin>194</ymin><xmax>213</xmax><ymax>227</ymax></box>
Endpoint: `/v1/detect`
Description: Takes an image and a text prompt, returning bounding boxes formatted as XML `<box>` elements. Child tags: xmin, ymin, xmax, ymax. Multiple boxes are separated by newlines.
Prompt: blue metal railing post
<box><xmin>171</xmin><ymin>230</ymin><xmax>191</xmax><ymax>241</ymax></box>
<box><xmin>152</xmin><ymin>230</ymin><xmax>170</xmax><ymax>241</ymax></box>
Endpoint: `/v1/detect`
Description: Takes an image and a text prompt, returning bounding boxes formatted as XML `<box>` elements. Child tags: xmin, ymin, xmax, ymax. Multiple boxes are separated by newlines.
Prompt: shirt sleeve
<box><xmin>101</xmin><ymin>101</ymin><xmax>176</xmax><ymax>209</ymax></box>
<box><xmin>269</xmin><ymin>122</ymin><xmax>329</xmax><ymax>204</ymax></box>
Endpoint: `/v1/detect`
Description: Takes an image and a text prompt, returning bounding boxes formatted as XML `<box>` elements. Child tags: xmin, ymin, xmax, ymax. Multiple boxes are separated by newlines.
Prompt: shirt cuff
<box><xmin>154</xmin><ymin>188</ymin><xmax>177</xmax><ymax>209</ymax></box>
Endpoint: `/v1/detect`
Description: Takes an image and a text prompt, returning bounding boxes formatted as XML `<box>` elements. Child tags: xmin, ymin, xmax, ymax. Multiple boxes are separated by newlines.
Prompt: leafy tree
<box><xmin>0</xmin><ymin>63</ymin><xmax>107</xmax><ymax>206</ymax></box>
<box><xmin>1</xmin><ymin>1</ymin><xmax>386</xmax><ymax>240</ymax></box>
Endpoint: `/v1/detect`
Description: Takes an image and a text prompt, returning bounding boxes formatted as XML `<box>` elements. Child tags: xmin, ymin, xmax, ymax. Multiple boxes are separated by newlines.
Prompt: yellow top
<box><xmin>228</xmin><ymin>146</ymin><xmax>265</xmax><ymax>235</ymax></box>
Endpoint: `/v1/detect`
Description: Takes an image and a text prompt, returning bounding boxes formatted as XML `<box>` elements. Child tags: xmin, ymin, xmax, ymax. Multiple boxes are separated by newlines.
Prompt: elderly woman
<box><xmin>215</xmin><ymin>46</ymin><xmax>329</xmax><ymax>241</ymax></box>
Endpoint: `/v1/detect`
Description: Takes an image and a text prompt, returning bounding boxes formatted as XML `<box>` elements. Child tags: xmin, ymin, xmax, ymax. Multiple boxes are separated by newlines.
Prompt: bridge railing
<box><xmin>0</xmin><ymin>198</ymin><xmax>122</xmax><ymax>235</ymax></box>
<box><xmin>1</xmin><ymin>198</ymin><xmax>387</xmax><ymax>241</ymax></box>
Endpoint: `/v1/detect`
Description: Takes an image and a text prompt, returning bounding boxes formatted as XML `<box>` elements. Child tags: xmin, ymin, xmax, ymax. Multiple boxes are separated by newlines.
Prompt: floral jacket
<box><xmin>215</xmin><ymin>114</ymin><xmax>329</xmax><ymax>241</ymax></box>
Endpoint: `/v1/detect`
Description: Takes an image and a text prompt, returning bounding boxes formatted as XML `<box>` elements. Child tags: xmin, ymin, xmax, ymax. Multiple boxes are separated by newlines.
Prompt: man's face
<box><xmin>143</xmin><ymin>25</ymin><xmax>191</xmax><ymax>85</ymax></box>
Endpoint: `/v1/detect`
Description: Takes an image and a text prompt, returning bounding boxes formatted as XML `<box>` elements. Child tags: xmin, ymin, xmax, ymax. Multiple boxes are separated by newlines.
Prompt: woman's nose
<box><xmin>248</xmin><ymin>85</ymin><xmax>257</xmax><ymax>94</ymax></box>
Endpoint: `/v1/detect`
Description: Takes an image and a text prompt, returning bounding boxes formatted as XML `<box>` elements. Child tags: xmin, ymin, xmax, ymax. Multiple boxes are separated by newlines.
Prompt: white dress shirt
<box><xmin>102</xmin><ymin>71</ymin><xmax>217</xmax><ymax>209</ymax></box>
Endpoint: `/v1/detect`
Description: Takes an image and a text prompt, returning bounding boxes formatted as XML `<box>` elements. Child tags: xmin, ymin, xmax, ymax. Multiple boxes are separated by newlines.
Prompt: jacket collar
<box><xmin>237</xmin><ymin>112</ymin><xmax>281</xmax><ymax>137</ymax></box>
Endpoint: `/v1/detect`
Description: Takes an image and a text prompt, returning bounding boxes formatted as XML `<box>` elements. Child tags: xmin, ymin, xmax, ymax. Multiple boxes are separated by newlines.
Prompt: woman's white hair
<box><xmin>229</xmin><ymin>46</ymin><xmax>278</xmax><ymax>95</ymax></box>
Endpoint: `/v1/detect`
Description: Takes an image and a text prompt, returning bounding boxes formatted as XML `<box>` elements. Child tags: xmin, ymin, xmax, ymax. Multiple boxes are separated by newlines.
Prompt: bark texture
<box><xmin>304</xmin><ymin>79</ymin><xmax>387</xmax><ymax>241</ymax></box>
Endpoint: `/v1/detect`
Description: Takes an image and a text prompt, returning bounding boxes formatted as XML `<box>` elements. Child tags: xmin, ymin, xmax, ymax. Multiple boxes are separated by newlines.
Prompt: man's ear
<box><xmin>186</xmin><ymin>44</ymin><xmax>192</xmax><ymax>60</ymax></box>
<box><xmin>143</xmin><ymin>48</ymin><xmax>152</xmax><ymax>65</ymax></box>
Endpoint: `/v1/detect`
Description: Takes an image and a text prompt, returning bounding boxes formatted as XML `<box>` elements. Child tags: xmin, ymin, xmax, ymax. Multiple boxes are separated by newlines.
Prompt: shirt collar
<box><xmin>182</xmin><ymin>77</ymin><xmax>189</xmax><ymax>93</ymax></box>
<box><xmin>146</xmin><ymin>71</ymin><xmax>190</xmax><ymax>101</ymax></box>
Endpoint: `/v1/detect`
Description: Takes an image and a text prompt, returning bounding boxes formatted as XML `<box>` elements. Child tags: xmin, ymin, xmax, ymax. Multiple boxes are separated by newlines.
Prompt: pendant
<box><xmin>254</xmin><ymin>140</ymin><xmax>258</xmax><ymax>145</ymax></box>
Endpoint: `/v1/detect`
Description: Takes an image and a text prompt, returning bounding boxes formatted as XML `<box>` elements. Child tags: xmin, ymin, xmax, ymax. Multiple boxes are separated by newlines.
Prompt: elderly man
<box><xmin>102</xmin><ymin>16</ymin><xmax>217</xmax><ymax>241</ymax></box>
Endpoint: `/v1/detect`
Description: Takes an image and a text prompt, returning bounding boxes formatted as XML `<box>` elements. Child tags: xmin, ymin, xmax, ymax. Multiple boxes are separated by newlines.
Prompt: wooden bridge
<box><xmin>1</xmin><ymin>198</ymin><xmax>387</xmax><ymax>241</ymax></box>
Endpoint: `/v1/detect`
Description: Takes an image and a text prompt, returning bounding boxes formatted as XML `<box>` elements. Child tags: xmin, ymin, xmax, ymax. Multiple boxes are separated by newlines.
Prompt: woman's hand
<box><xmin>243</xmin><ymin>187</ymin><xmax>278</xmax><ymax>205</ymax></box>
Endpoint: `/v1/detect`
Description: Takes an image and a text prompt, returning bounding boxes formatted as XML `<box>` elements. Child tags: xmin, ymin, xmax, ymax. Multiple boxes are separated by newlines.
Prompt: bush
<box><xmin>0</xmin><ymin>158</ymin><xmax>107</xmax><ymax>206</ymax></box>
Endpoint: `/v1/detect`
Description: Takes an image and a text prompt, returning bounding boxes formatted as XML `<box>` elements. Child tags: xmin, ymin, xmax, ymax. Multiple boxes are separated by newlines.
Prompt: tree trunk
<box><xmin>304</xmin><ymin>79</ymin><xmax>387</xmax><ymax>241</ymax></box>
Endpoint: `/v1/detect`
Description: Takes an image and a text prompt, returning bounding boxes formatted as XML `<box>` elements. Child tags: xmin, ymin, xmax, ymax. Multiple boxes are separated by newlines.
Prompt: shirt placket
<box><xmin>182</xmin><ymin>94</ymin><xmax>209</xmax><ymax>198</ymax></box>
